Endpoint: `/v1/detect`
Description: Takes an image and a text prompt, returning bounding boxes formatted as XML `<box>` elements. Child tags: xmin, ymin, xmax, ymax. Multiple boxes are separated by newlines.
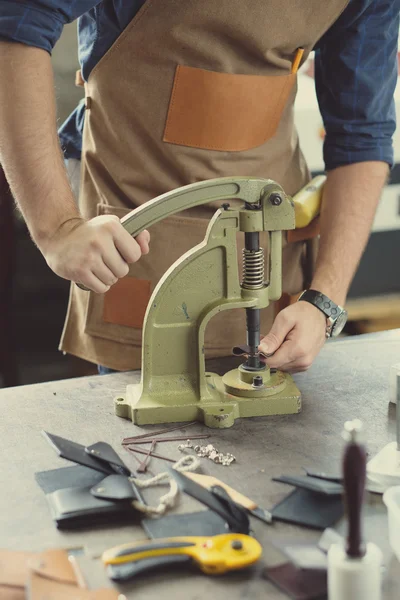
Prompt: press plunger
<box><xmin>328</xmin><ymin>420</ymin><xmax>383</xmax><ymax>600</ymax></box>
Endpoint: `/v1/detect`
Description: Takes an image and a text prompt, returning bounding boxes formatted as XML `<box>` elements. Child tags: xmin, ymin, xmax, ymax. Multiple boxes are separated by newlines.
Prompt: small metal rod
<box><xmin>122</xmin><ymin>445</ymin><xmax>155</xmax><ymax>477</ymax></box>
<box><xmin>130</xmin><ymin>434</ymin><xmax>210</xmax><ymax>445</ymax></box>
<box><xmin>246</xmin><ymin>308</ymin><xmax>261</xmax><ymax>369</ymax></box>
<box><xmin>243</xmin><ymin>230</ymin><xmax>262</xmax><ymax>371</ymax></box>
<box><xmin>126</xmin><ymin>445</ymin><xmax>177</xmax><ymax>464</ymax></box>
<box><xmin>137</xmin><ymin>440</ymin><xmax>156</xmax><ymax>473</ymax></box>
<box><xmin>122</xmin><ymin>422</ymin><xmax>198</xmax><ymax>444</ymax></box>
<box><xmin>244</xmin><ymin>231</ymin><xmax>260</xmax><ymax>251</ymax></box>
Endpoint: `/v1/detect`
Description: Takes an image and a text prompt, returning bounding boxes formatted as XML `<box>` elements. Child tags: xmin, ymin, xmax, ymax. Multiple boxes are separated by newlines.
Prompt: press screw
<box><xmin>222</xmin><ymin>203</ymin><xmax>230</xmax><ymax>210</ymax></box>
<box><xmin>270</xmin><ymin>193</ymin><xmax>282</xmax><ymax>206</ymax></box>
<box><xmin>231</xmin><ymin>540</ymin><xmax>243</xmax><ymax>550</ymax></box>
<box><xmin>253</xmin><ymin>375</ymin><xmax>263</xmax><ymax>387</ymax></box>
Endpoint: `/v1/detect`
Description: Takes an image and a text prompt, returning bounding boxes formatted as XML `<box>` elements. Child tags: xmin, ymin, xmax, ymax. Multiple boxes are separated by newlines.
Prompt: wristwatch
<box><xmin>298</xmin><ymin>289</ymin><xmax>348</xmax><ymax>338</ymax></box>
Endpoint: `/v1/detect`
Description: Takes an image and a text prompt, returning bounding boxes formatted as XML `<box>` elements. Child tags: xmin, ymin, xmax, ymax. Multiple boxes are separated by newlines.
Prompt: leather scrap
<box><xmin>28</xmin><ymin>549</ymin><xmax>77</xmax><ymax>584</ymax></box>
<box><xmin>85</xmin><ymin>443</ymin><xmax>130</xmax><ymax>477</ymax></box>
<box><xmin>0</xmin><ymin>550</ymin><xmax>35</xmax><ymax>587</ymax></box>
<box><xmin>0</xmin><ymin>587</ymin><xmax>25</xmax><ymax>600</ymax></box>
<box><xmin>90</xmin><ymin>474</ymin><xmax>137</xmax><ymax>501</ymax></box>
<box><xmin>28</xmin><ymin>571</ymin><xmax>122</xmax><ymax>599</ymax></box>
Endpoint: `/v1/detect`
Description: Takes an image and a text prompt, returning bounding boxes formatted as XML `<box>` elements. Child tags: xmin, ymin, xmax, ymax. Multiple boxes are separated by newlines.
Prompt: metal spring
<box><xmin>242</xmin><ymin>249</ymin><xmax>264</xmax><ymax>289</ymax></box>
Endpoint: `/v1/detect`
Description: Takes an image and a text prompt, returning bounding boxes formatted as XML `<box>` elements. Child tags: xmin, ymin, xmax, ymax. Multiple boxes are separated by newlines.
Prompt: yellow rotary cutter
<box><xmin>102</xmin><ymin>533</ymin><xmax>262</xmax><ymax>582</ymax></box>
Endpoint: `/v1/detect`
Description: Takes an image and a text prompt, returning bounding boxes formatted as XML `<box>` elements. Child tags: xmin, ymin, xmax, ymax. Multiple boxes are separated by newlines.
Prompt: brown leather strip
<box><xmin>28</xmin><ymin>549</ymin><xmax>77</xmax><ymax>585</ymax></box>
<box><xmin>287</xmin><ymin>217</ymin><xmax>320</xmax><ymax>243</ymax></box>
<box><xmin>0</xmin><ymin>587</ymin><xmax>25</xmax><ymax>600</ymax></box>
<box><xmin>103</xmin><ymin>277</ymin><xmax>152</xmax><ymax>329</ymax></box>
<box><xmin>0</xmin><ymin>550</ymin><xmax>35</xmax><ymax>587</ymax></box>
<box><xmin>164</xmin><ymin>65</ymin><xmax>295</xmax><ymax>152</ymax></box>
<box><xmin>28</xmin><ymin>571</ymin><xmax>122</xmax><ymax>600</ymax></box>
<box><xmin>75</xmin><ymin>69</ymin><xmax>85</xmax><ymax>87</ymax></box>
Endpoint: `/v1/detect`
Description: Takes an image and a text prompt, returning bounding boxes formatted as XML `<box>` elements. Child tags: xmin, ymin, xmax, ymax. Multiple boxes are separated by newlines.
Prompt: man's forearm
<box><xmin>311</xmin><ymin>162</ymin><xmax>389</xmax><ymax>305</ymax></box>
<box><xmin>0</xmin><ymin>42</ymin><xmax>80</xmax><ymax>250</ymax></box>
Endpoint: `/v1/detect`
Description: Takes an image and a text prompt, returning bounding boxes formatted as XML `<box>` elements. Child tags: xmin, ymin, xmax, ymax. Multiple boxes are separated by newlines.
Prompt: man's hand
<box><xmin>259</xmin><ymin>302</ymin><xmax>326</xmax><ymax>373</ymax></box>
<box><xmin>42</xmin><ymin>215</ymin><xmax>150</xmax><ymax>293</ymax></box>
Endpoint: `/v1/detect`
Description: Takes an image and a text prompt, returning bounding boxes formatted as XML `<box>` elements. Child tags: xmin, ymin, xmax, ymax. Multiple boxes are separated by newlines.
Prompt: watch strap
<box><xmin>299</xmin><ymin>289</ymin><xmax>341</xmax><ymax>320</ymax></box>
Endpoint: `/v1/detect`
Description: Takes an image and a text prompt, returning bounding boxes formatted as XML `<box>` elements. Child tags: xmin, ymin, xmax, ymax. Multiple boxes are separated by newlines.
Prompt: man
<box><xmin>0</xmin><ymin>1</ymin><xmax>398</xmax><ymax>374</ymax></box>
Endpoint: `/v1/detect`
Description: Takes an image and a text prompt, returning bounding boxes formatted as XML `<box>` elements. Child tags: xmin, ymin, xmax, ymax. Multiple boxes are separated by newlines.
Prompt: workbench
<box><xmin>1</xmin><ymin>330</ymin><xmax>400</xmax><ymax>599</ymax></box>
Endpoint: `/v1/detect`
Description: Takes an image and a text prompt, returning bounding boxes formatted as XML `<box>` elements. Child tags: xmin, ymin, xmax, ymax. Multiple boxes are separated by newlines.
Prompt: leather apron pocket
<box><xmin>163</xmin><ymin>65</ymin><xmax>296</xmax><ymax>152</ymax></box>
<box><xmin>84</xmin><ymin>204</ymin><xmax>209</xmax><ymax>346</ymax></box>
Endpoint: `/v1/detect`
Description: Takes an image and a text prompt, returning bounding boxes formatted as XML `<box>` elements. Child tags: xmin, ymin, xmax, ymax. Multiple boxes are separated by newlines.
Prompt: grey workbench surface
<box><xmin>1</xmin><ymin>330</ymin><xmax>400</xmax><ymax>598</ymax></box>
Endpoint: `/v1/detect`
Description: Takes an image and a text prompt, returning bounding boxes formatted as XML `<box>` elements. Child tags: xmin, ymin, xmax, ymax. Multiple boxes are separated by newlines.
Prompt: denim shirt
<box><xmin>0</xmin><ymin>0</ymin><xmax>398</xmax><ymax>168</ymax></box>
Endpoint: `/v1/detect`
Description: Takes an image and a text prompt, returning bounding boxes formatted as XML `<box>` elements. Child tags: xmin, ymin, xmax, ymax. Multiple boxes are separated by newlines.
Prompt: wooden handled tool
<box><xmin>186</xmin><ymin>472</ymin><xmax>272</xmax><ymax>524</ymax></box>
<box><xmin>343</xmin><ymin>420</ymin><xmax>367</xmax><ymax>558</ymax></box>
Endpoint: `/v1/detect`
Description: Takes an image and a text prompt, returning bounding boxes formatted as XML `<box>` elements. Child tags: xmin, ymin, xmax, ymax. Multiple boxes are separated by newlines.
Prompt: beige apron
<box><xmin>60</xmin><ymin>0</ymin><xmax>348</xmax><ymax>371</ymax></box>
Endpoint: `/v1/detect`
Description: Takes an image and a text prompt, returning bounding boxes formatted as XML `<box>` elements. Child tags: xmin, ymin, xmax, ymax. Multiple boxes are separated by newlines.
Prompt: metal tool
<box><xmin>132</xmin><ymin>434</ymin><xmax>210</xmax><ymax>444</ymax></box>
<box><xmin>137</xmin><ymin>440</ymin><xmax>156</xmax><ymax>473</ymax></box>
<box><xmin>106</xmin><ymin>175</ymin><xmax>324</xmax><ymax>428</ymax></box>
<box><xmin>328</xmin><ymin>420</ymin><xmax>383</xmax><ymax>600</ymax></box>
<box><xmin>102</xmin><ymin>533</ymin><xmax>262</xmax><ymax>582</ymax></box>
<box><xmin>185</xmin><ymin>472</ymin><xmax>272</xmax><ymax>524</ymax></box>
<box><xmin>122</xmin><ymin>422</ymin><xmax>198</xmax><ymax>444</ymax></box>
<box><xmin>170</xmin><ymin>469</ymin><xmax>251</xmax><ymax>534</ymax></box>
<box><xmin>124</xmin><ymin>445</ymin><xmax>177</xmax><ymax>463</ymax></box>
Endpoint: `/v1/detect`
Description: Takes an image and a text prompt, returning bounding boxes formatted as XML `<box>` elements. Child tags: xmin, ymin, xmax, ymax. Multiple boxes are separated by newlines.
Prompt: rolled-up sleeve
<box><xmin>314</xmin><ymin>0</ymin><xmax>399</xmax><ymax>171</ymax></box>
<box><xmin>0</xmin><ymin>0</ymin><xmax>99</xmax><ymax>52</ymax></box>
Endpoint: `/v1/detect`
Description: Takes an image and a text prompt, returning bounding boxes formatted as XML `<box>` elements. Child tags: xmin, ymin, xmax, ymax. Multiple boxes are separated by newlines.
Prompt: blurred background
<box><xmin>1</xmin><ymin>24</ymin><xmax>399</xmax><ymax>388</ymax></box>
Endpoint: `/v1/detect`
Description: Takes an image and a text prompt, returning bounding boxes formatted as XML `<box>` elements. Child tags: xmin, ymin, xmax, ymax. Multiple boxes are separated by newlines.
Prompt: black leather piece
<box><xmin>248</xmin><ymin>506</ymin><xmax>273</xmax><ymax>524</ymax></box>
<box><xmin>142</xmin><ymin>510</ymin><xmax>228</xmax><ymax>539</ymax></box>
<box><xmin>303</xmin><ymin>468</ymin><xmax>342</xmax><ymax>483</ymax></box>
<box><xmin>211</xmin><ymin>485</ymin><xmax>250</xmax><ymax>533</ymax></box>
<box><xmin>299</xmin><ymin>289</ymin><xmax>341</xmax><ymax>320</ymax></box>
<box><xmin>273</xmin><ymin>475</ymin><xmax>343</xmax><ymax>496</ymax></box>
<box><xmin>265</xmin><ymin>562</ymin><xmax>327</xmax><ymax>600</ymax></box>
<box><xmin>271</xmin><ymin>488</ymin><xmax>344</xmax><ymax>530</ymax></box>
<box><xmin>35</xmin><ymin>465</ymin><xmax>104</xmax><ymax>494</ymax></box>
<box><xmin>107</xmin><ymin>554</ymin><xmax>193</xmax><ymax>582</ymax></box>
<box><xmin>46</xmin><ymin>484</ymin><xmax>138</xmax><ymax>530</ymax></box>
<box><xmin>170</xmin><ymin>469</ymin><xmax>250</xmax><ymax>534</ymax></box>
<box><xmin>42</xmin><ymin>432</ymin><xmax>114</xmax><ymax>475</ymax></box>
<box><xmin>85</xmin><ymin>442</ymin><xmax>131</xmax><ymax>476</ymax></box>
<box><xmin>90</xmin><ymin>474</ymin><xmax>138</xmax><ymax>501</ymax></box>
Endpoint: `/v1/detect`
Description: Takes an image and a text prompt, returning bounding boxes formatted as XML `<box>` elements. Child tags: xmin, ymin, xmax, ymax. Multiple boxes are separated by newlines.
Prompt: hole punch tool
<box><xmin>99</xmin><ymin>175</ymin><xmax>325</xmax><ymax>428</ymax></box>
<box><xmin>170</xmin><ymin>468</ymin><xmax>253</xmax><ymax>534</ymax></box>
<box><xmin>102</xmin><ymin>533</ymin><xmax>262</xmax><ymax>582</ymax></box>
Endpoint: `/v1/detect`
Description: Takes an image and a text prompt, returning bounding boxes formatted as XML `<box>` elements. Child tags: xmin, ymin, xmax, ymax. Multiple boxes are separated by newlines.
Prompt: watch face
<box><xmin>331</xmin><ymin>310</ymin><xmax>348</xmax><ymax>337</ymax></box>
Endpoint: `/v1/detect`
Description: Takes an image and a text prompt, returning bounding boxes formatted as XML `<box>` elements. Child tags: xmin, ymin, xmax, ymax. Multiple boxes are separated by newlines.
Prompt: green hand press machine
<box><xmin>108</xmin><ymin>176</ymin><xmax>324</xmax><ymax>428</ymax></box>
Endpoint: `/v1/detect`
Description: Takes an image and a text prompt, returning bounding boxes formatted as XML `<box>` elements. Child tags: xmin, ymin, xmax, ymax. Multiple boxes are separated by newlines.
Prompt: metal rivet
<box><xmin>270</xmin><ymin>193</ymin><xmax>282</xmax><ymax>206</ymax></box>
<box><xmin>252</xmin><ymin>375</ymin><xmax>263</xmax><ymax>388</ymax></box>
<box><xmin>231</xmin><ymin>540</ymin><xmax>243</xmax><ymax>550</ymax></box>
